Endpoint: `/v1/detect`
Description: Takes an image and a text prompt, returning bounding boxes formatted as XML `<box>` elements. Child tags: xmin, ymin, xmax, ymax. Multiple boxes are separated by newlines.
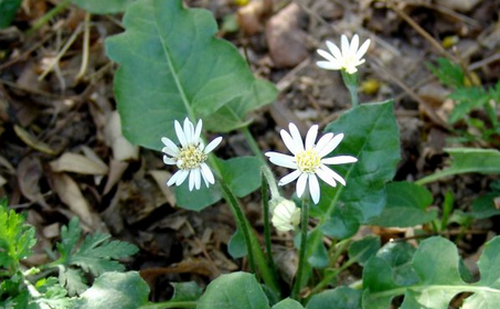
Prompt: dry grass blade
<box><xmin>14</xmin><ymin>125</ymin><xmax>57</xmax><ymax>155</ymax></box>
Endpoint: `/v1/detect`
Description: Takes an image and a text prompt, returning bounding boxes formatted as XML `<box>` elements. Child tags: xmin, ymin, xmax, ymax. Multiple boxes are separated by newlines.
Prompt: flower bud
<box><xmin>271</xmin><ymin>198</ymin><xmax>301</xmax><ymax>232</ymax></box>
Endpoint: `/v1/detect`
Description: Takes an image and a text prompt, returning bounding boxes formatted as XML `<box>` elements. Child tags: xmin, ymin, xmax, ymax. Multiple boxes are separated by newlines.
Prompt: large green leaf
<box><xmin>72</xmin><ymin>0</ymin><xmax>134</xmax><ymax>14</ymax></box>
<box><xmin>416</xmin><ymin>148</ymin><xmax>500</xmax><ymax>185</ymax></box>
<box><xmin>308</xmin><ymin>287</ymin><xmax>362</xmax><ymax>309</ymax></box>
<box><xmin>368</xmin><ymin>181</ymin><xmax>437</xmax><ymax>227</ymax></box>
<box><xmin>197</xmin><ymin>272</ymin><xmax>270</xmax><ymax>309</ymax></box>
<box><xmin>307</xmin><ymin>101</ymin><xmax>400</xmax><ymax>271</ymax></box>
<box><xmin>272</xmin><ymin>298</ymin><xmax>304</xmax><ymax>309</ymax></box>
<box><xmin>174</xmin><ymin>156</ymin><xmax>263</xmax><ymax>211</ymax></box>
<box><xmin>363</xmin><ymin>236</ymin><xmax>500</xmax><ymax>309</ymax></box>
<box><xmin>0</xmin><ymin>0</ymin><xmax>22</xmax><ymax>28</ymax></box>
<box><xmin>105</xmin><ymin>0</ymin><xmax>276</xmax><ymax>150</ymax></box>
<box><xmin>76</xmin><ymin>272</ymin><xmax>149</xmax><ymax>309</ymax></box>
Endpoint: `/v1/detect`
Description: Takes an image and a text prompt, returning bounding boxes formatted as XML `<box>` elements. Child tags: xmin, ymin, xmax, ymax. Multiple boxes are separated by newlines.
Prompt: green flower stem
<box><xmin>217</xmin><ymin>177</ymin><xmax>256</xmax><ymax>273</ymax></box>
<box><xmin>341</xmin><ymin>71</ymin><xmax>359</xmax><ymax>108</ymax></box>
<box><xmin>261</xmin><ymin>165</ymin><xmax>280</xmax><ymax>199</ymax></box>
<box><xmin>328</xmin><ymin>239</ymin><xmax>351</xmax><ymax>268</ymax></box>
<box><xmin>27</xmin><ymin>0</ymin><xmax>72</xmax><ymax>36</ymax></box>
<box><xmin>292</xmin><ymin>198</ymin><xmax>310</xmax><ymax>300</ymax></box>
<box><xmin>139</xmin><ymin>301</ymin><xmax>197</xmax><ymax>309</ymax></box>
<box><xmin>240</xmin><ymin>125</ymin><xmax>267</xmax><ymax>165</ymax></box>
<box><xmin>261</xmin><ymin>172</ymin><xmax>278</xmax><ymax>280</ymax></box>
<box><xmin>214</xmin><ymin>171</ymin><xmax>280</xmax><ymax>295</ymax></box>
<box><xmin>311</xmin><ymin>256</ymin><xmax>357</xmax><ymax>294</ymax></box>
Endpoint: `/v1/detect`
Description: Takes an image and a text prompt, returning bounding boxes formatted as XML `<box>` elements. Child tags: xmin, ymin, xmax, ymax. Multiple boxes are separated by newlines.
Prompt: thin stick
<box><xmin>27</xmin><ymin>0</ymin><xmax>72</xmax><ymax>36</ymax></box>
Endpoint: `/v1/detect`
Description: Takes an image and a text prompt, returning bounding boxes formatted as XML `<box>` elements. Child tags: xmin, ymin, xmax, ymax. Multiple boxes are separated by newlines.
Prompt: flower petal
<box><xmin>296</xmin><ymin>173</ymin><xmax>308</xmax><ymax>198</ymax></box>
<box><xmin>204</xmin><ymin>136</ymin><xmax>222</xmax><ymax>154</ymax></box>
<box><xmin>308</xmin><ymin>174</ymin><xmax>320</xmax><ymax>204</ymax></box>
<box><xmin>321</xmin><ymin>165</ymin><xmax>346</xmax><ymax>186</ymax></box>
<box><xmin>341</xmin><ymin>34</ymin><xmax>349</xmax><ymax>57</ymax></box>
<box><xmin>188</xmin><ymin>170</ymin><xmax>195</xmax><ymax>191</ymax></box>
<box><xmin>317</xmin><ymin>48</ymin><xmax>337</xmax><ymax>63</ymax></box>
<box><xmin>356</xmin><ymin>39</ymin><xmax>371</xmax><ymax>60</ymax></box>
<box><xmin>194</xmin><ymin>119</ymin><xmax>203</xmax><ymax>141</ymax></box>
<box><xmin>322</xmin><ymin>155</ymin><xmax>358</xmax><ymax>165</ymax></box>
<box><xmin>175</xmin><ymin>169</ymin><xmax>189</xmax><ymax>186</ymax></box>
<box><xmin>265</xmin><ymin>152</ymin><xmax>297</xmax><ymax>169</ymax></box>
<box><xmin>316</xmin><ymin>61</ymin><xmax>342</xmax><ymax>70</ymax></box>
<box><xmin>317</xmin><ymin>133</ymin><xmax>344</xmax><ymax>157</ymax></box>
<box><xmin>163</xmin><ymin>156</ymin><xmax>176</xmax><ymax>165</ymax></box>
<box><xmin>305</xmin><ymin>125</ymin><xmax>318</xmax><ymax>150</ymax></box>
<box><xmin>194</xmin><ymin>168</ymin><xmax>201</xmax><ymax>190</ymax></box>
<box><xmin>280</xmin><ymin>128</ymin><xmax>299</xmax><ymax>154</ymax></box>
<box><xmin>314</xmin><ymin>132</ymin><xmax>334</xmax><ymax>155</ymax></box>
<box><xmin>183</xmin><ymin>118</ymin><xmax>194</xmax><ymax>144</ymax></box>
<box><xmin>326</xmin><ymin>40</ymin><xmax>343</xmax><ymax>60</ymax></box>
<box><xmin>350</xmin><ymin>34</ymin><xmax>359</xmax><ymax>55</ymax></box>
<box><xmin>316</xmin><ymin>165</ymin><xmax>337</xmax><ymax>188</ymax></box>
<box><xmin>200</xmin><ymin>163</ymin><xmax>215</xmax><ymax>184</ymax></box>
<box><xmin>161</xmin><ymin>137</ymin><xmax>180</xmax><ymax>156</ymax></box>
<box><xmin>278</xmin><ymin>169</ymin><xmax>302</xmax><ymax>186</ymax></box>
<box><xmin>288</xmin><ymin>123</ymin><xmax>304</xmax><ymax>152</ymax></box>
<box><xmin>174</xmin><ymin>120</ymin><xmax>187</xmax><ymax>147</ymax></box>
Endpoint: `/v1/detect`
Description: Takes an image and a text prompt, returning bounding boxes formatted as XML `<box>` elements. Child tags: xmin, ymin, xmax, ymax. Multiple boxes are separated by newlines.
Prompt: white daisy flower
<box><xmin>271</xmin><ymin>198</ymin><xmax>301</xmax><ymax>232</ymax></box>
<box><xmin>316</xmin><ymin>34</ymin><xmax>371</xmax><ymax>74</ymax></box>
<box><xmin>161</xmin><ymin>118</ymin><xmax>222</xmax><ymax>191</ymax></box>
<box><xmin>265</xmin><ymin>123</ymin><xmax>357</xmax><ymax>204</ymax></box>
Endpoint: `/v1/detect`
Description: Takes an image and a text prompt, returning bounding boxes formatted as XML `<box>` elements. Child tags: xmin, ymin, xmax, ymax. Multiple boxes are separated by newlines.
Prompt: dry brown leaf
<box><xmin>237</xmin><ymin>0</ymin><xmax>273</xmax><ymax>35</ymax></box>
<box><xmin>148</xmin><ymin>170</ymin><xmax>176</xmax><ymax>206</ymax></box>
<box><xmin>49</xmin><ymin>172</ymin><xmax>93</xmax><ymax>226</ymax></box>
<box><xmin>50</xmin><ymin>152</ymin><xmax>108</xmax><ymax>175</ymax></box>
<box><xmin>14</xmin><ymin>125</ymin><xmax>57</xmax><ymax>155</ymax></box>
<box><xmin>104</xmin><ymin>111</ymin><xmax>139</xmax><ymax>161</ymax></box>
<box><xmin>103</xmin><ymin>160</ymin><xmax>129</xmax><ymax>195</ymax></box>
<box><xmin>0</xmin><ymin>175</ymin><xmax>6</xmax><ymax>187</ymax></box>
<box><xmin>17</xmin><ymin>156</ymin><xmax>49</xmax><ymax>208</ymax></box>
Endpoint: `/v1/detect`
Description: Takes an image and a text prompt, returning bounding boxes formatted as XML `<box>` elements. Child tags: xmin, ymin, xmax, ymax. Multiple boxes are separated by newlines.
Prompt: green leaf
<box><xmin>218</xmin><ymin>156</ymin><xmax>264</xmax><ymax>197</ymax></box>
<box><xmin>55</xmin><ymin>217</ymin><xmax>138</xmax><ymax>277</ymax></box>
<box><xmin>72</xmin><ymin>0</ymin><xmax>134</xmax><ymax>14</ymax></box>
<box><xmin>375</xmin><ymin>241</ymin><xmax>417</xmax><ymax>286</ymax></box>
<box><xmin>416</xmin><ymin>148</ymin><xmax>500</xmax><ymax>185</ymax></box>
<box><xmin>197</xmin><ymin>272</ymin><xmax>270</xmax><ymax>309</ymax></box>
<box><xmin>228</xmin><ymin>228</ymin><xmax>247</xmax><ymax>259</ymax></box>
<box><xmin>105</xmin><ymin>0</ymin><xmax>275</xmax><ymax>150</ymax></box>
<box><xmin>77</xmin><ymin>272</ymin><xmax>149</xmax><ymax>309</ymax></box>
<box><xmin>469</xmin><ymin>193</ymin><xmax>500</xmax><ymax>219</ymax></box>
<box><xmin>58</xmin><ymin>266</ymin><xmax>88</xmax><ymax>296</ymax></box>
<box><xmin>272</xmin><ymin>298</ymin><xmax>304</xmax><ymax>309</ymax></box>
<box><xmin>205</xmin><ymin>79</ymin><xmax>278</xmax><ymax>133</ymax></box>
<box><xmin>32</xmin><ymin>277</ymin><xmax>76</xmax><ymax>309</ymax></box>
<box><xmin>348</xmin><ymin>236</ymin><xmax>380</xmax><ymax>266</ymax></box>
<box><xmin>174</xmin><ymin>156</ymin><xmax>263</xmax><ymax>211</ymax></box>
<box><xmin>319</xmin><ymin>200</ymin><xmax>361</xmax><ymax>239</ymax></box>
<box><xmin>363</xmin><ymin>236</ymin><xmax>500</xmax><ymax>309</ymax></box>
<box><xmin>308</xmin><ymin>287</ymin><xmax>362</xmax><ymax>309</ymax></box>
<box><xmin>0</xmin><ymin>201</ymin><xmax>37</xmax><ymax>269</ymax></box>
<box><xmin>309</xmin><ymin>100</ymin><xmax>400</xmax><ymax>268</ymax></box>
<box><xmin>174</xmin><ymin>182</ymin><xmax>222</xmax><ymax>211</ymax></box>
<box><xmin>369</xmin><ymin>182</ymin><xmax>437</xmax><ymax>227</ymax></box>
<box><xmin>170</xmin><ymin>282</ymin><xmax>202</xmax><ymax>302</ymax></box>
<box><xmin>0</xmin><ymin>0</ymin><xmax>22</xmax><ymax>28</ymax></box>
<box><xmin>448</xmin><ymin>86</ymin><xmax>489</xmax><ymax>124</ymax></box>
<box><xmin>428</xmin><ymin>57</ymin><xmax>464</xmax><ymax>89</ymax></box>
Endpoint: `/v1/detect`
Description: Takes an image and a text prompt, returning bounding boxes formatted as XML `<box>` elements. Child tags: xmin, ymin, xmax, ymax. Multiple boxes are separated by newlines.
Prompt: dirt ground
<box><xmin>1</xmin><ymin>0</ymin><xmax>499</xmax><ymax>302</ymax></box>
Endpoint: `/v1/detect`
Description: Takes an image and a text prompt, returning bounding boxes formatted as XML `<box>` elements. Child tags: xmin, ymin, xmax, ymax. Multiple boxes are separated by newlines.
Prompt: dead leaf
<box><xmin>17</xmin><ymin>156</ymin><xmax>49</xmax><ymax>208</ymax></box>
<box><xmin>148</xmin><ymin>170</ymin><xmax>176</xmax><ymax>206</ymax></box>
<box><xmin>49</xmin><ymin>172</ymin><xmax>93</xmax><ymax>226</ymax></box>
<box><xmin>50</xmin><ymin>152</ymin><xmax>108</xmax><ymax>175</ymax></box>
<box><xmin>265</xmin><ymin>3</ymin><xmax>309</xmax><ymax>68</ymax></box>
<box><xmin>0</xmin><ymin>175</ymin><xmax>6</xmax><ymax>187</ymax></box>
<box><xmin>14</xmin><ymin>124</ymin><xmax>57</xmax><ymax>155</ymax></box>
<box><xmin>103</xmin><ymin>159</ymin><xmax>129</xmax><ymax>195</ymax></box>
<box><xmin>104</xmin><ymin>111</ymin><xmax>139</xmax><ymax>161</ymax></box>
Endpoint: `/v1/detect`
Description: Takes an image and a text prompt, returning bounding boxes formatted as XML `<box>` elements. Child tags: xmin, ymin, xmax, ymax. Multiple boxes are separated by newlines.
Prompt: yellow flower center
<box><xmin>177</xmin><ymin>145</ymin><xmax>207</xmax><ymax>170</ymax></box>
<box><xmin>296</xmin><ymin>149</ymin><xmax>321</xmax><ymax>173</ymax></box>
